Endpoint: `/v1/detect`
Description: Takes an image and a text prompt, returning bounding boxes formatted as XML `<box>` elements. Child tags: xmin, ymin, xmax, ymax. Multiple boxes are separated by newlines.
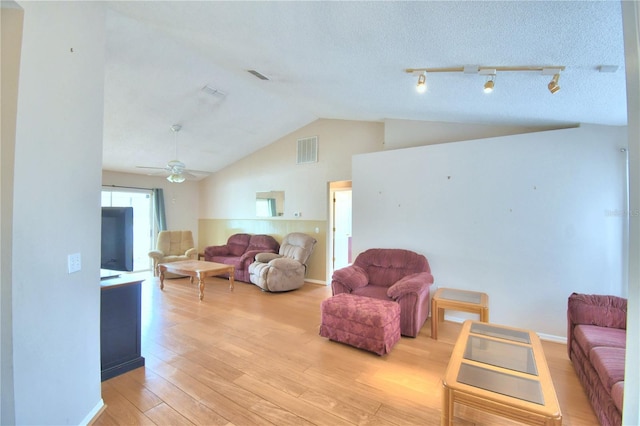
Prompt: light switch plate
<box><xmin>68</xmin><ymin>253</ymin><xmax>81</xmax><ymax>274</ymax></box>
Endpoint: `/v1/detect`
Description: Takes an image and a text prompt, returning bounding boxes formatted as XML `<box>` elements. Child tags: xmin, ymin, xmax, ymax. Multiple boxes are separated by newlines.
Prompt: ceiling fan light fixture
<box><xmin>167</xmin><ymin>173</ymin><xmax>186</xmax><ymax>183</ymax></box>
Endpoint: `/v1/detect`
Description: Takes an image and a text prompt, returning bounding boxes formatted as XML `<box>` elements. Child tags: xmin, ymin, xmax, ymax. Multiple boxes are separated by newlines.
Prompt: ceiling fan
<box><xmin>136</xmin><ymin>124</ymin><xmax>210</xmax><ymax>183</ymax></box>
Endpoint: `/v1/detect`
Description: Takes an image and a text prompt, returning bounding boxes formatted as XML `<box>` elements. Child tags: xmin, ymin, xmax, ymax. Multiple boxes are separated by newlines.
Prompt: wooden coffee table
<box><xmin>441</xmin><ymin>320</ymin><xmax>561</xmax><ymax>425</ymax></box>
<box><xmin>158</xmin><ymin>260</ymin><xmax>234</xmax><ymax>301</ymax></box>
<box><xmin>431</xmin><ymin>287</ymin><xmax>489</xmax><ymax>340</ymax></box>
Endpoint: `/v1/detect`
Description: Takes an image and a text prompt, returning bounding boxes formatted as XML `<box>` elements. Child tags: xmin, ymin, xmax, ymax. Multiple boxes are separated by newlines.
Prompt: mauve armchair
<box><xmin>331</xmin><ymin>248</ymin><xmax>434</xmax><ymax>337</ymax></box>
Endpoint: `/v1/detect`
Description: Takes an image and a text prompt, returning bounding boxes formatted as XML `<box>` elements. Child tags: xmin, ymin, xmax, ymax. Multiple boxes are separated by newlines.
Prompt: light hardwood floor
<box><xmin>94</xmin><ymin>274</ymin><xmax>598</xmax><ymax>425</ymax></box>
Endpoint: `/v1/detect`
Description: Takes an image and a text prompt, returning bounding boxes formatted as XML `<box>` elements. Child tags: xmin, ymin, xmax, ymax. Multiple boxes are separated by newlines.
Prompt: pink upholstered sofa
<box><xmin>203</xmin><ymin>233</ymin><xmax>279</xmax><ymax>283</ymax></box>
<box><xmin>331</xmin><ymin>248</ymin><xmax>434</xmax><ymax>337</ymax></box>
<box><xmin>567</xmin><ymin>292</ymin><xmax>627</xmax><ymax>426</ymax></box>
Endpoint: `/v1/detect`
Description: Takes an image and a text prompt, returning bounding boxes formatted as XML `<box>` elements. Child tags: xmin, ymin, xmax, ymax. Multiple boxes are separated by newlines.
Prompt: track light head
<box><xmin>548</xmin><ymin>74</ymin><xmax>560</xmax><ymax>94</ymax></box>
<box><xmin>483</xmin><ymin>74</ymin><xmax>495</xmax><ymax>93</ymax></box>
<box><xmin>416</xmin><ymin>72</ymin><xmax>427</xmax><ymax>93</ymax></box>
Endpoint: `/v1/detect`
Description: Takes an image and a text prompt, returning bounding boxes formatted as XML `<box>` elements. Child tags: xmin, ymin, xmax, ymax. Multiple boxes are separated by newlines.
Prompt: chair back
<box><xmin>247</xmin><ymin>234</ymin><xmax>280</xmax><ymax>253</ymax></box>
<box><xmin>354</xmin><ymin>248</ymin><xmax>430</xmax><ymax>287</ymax></box>
<box><xmin>226</xmin><ymin>233</ymin><xmax>252</xmax><ymax>256</ymax></box>
<box><xmin>157</xmin><ymin>230</ymin><xmax>194</xmax><ymax>255</ymax></box>
<box><xmin>280</xmin><ymin>232</ymin><xmax>317</xmax><ymax>266</ymax></box>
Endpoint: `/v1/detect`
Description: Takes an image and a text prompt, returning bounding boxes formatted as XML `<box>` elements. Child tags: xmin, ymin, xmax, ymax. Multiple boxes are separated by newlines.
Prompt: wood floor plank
<box><xmin>108</xmin><ymin>372</ymin><xmax>163</xmax><ymax>412</ymax></box>
<box><xmin>99</xmin><ymin>381</ymin><xmax>157</xmax><ymax>425</ymax></box>
<box><xmin>96</xmin><ymin>274</ymin><xmax>599</xmax><ymax>425</ymax></box>
<box><xmin>143</xmin><ymin>403</ymin><xmax>195</xmax><ymax>426</ymax></box>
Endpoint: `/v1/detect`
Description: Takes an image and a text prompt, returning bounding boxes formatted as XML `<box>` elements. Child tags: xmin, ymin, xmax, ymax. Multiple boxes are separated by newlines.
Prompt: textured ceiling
<box><xmin>103</xmin><ymin>1</ymin><xmax>627</xmax><ymax>179</ymax></box>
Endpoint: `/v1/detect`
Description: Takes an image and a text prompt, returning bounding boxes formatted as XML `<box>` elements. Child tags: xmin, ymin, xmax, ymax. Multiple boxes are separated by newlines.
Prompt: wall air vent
<box><xmin>297</xmin><ymin>136</ymin><xmax>318</xmax><ymax>164</ymax></box>
<box><xmin>248</xmin><ymin>69</ymin><xmax>270</xmax><ymax>80</ymax></box>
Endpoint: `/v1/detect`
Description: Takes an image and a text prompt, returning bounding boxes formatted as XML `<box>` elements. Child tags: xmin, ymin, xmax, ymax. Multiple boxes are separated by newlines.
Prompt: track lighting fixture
<box><xmin>407</xmin><ymin>65</ymin><xmax>565</xmax><ymax>94</ymax></box>
<box><xmin>480</xmin><ymin>69</ymin><xmax>496</xmax><ymax>93</ymax></box>
<box><xmin>416</xmin><ymin>72</ymin><xmax>427</xmax><ymax>93</ymax></box>
<box><xmin>483</xmin><ymin>78</ymin><xmax>495</xmax><ymax>93</ymax></box>
<box><xmin>547</xmin><ymin>74</ymin><xmax>560</xmax><ymax>94</ymax></box>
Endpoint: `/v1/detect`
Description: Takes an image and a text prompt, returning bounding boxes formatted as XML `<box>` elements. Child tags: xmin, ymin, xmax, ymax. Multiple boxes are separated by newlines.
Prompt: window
<box><xmin>101</xmin><ymin>188</ymin><xmax>153</xmax><ymax>272</ymax></box>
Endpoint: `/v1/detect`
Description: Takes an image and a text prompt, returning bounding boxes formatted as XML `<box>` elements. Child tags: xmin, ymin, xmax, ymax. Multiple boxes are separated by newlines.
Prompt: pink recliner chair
<box><xmin>331</xmin><ymin>248</ymin><xmax>434</xmax><ymax>337</ymax></box>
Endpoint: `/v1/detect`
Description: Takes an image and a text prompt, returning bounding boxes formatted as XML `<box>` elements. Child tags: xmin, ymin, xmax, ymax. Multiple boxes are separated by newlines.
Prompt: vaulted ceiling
<box><xmin>102</xmin><ymin>1</ymin><xmax>627</xmax><ymax>179</ymax></box>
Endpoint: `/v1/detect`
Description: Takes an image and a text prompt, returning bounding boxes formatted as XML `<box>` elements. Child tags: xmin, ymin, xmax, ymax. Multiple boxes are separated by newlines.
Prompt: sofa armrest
<box><xmin>185</xmin><ymin>248</ymin><xmax>197</xmax><ymax>258</ymax></box>
<box><xmin>567</xmin><ymin>292</ymin><xmax>627</xmax><ymax>358</ymax></box>
<box><xmin>148</xmin><ymin>250</ymin><xmax>164</xmax><ymax>260</ymax></box>
<box><xmin>204</xmin><ymin>245</ymin><xmax>229</xmax><ymax>257</ymax></box>
<box><xmin>387</xmin><ymin>272</ymin><xmax>434</xmax><ymax>300</ymax></box>
<box><xmin>331</xmin><ymin>265</ymin><xmax>369</xmax><ymax>292</ymax></box>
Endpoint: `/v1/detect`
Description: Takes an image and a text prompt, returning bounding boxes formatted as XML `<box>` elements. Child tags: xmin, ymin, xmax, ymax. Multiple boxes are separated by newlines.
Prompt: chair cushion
<box><xmin>590</xmin><ymin>346</ymin><xmax>626</xmax><ymax>393</ymax></box>
<box><xmin>611</xmin><ymin>381</ymin><xmax>624</xmax><ymax>413</ymax></box>
<box><xmin>574</xmin><ymin>324</ymin><xmax>627</xmax><ymax>354</ymax></box>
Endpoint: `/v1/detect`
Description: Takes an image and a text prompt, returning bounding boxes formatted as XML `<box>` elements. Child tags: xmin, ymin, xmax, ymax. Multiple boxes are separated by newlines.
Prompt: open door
<box><xmin>329</xmin><ymin>181</ymin><xmax>352</xmax><ymax>280</ymax></box>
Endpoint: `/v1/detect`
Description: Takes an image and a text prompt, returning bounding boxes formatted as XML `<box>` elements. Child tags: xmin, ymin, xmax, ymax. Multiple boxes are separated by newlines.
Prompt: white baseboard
<box><xmin>443</xmin><ymin>314</ymin><xmax>567</xmax><ymax>344</ymax></box>
<box><xmin>305</xmin><ymin>279</ymin><xmax>327</xmax><ymax>286</ymax></box>
<box><xmin>81</xmin><ymin>399</ymin><xmax>105</xmax><ymax>426</ymax></box>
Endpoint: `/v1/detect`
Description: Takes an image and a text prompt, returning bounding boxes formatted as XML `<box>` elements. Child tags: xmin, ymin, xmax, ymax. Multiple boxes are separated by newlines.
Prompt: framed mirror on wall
<box><xmin>256</xmin><ymin>191</ymin><xmax>284</xmax><ymax>217</ymax></box>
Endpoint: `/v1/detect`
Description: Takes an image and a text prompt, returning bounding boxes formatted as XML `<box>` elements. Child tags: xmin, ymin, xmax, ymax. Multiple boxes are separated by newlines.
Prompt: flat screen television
<box><xmin>101</xmin><ymin>207</ymin><xmax>134</xmax><ymax>274</ymax></box>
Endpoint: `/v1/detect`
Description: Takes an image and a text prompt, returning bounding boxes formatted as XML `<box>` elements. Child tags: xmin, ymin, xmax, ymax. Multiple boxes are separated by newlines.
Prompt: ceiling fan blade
<box><xmin>136</xmin><ymin>165</ymin><xmax>170</xmax><ymax>176</ymax></box>
<box><xmin>136</xmin><ymin>165</ymin><xmax>169</xmax><ymax>171</ymax></box>
<box><xmin>184</xmin><ymin>168</ymin><xmax>210</xmax><ymax>176</ymax></box>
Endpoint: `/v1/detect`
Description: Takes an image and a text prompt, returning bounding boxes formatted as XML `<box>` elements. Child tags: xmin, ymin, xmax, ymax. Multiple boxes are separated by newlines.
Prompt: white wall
<box><xmin>11</xmin><ymin>2</ymin><xmax>105</xmax><ymax>424</ymax></box>
<box><xmin>622</xmin><ymin>1</ymin><xmax>640</xmax><ymax>424</ymax></box>
<box><xmin>102</xmin><ymin>171</ymin><xmax>200</xmax><ymax>246</ymax></box>
<box><xmin>199</xmin><ymin>118</ymin><xmax>383</xmax><ymax>220</ymax></box>
<box><xmin>353</xmin><ymin>124</ymin><xmax>627</xmax><ymax>340</ymax></box>
<box><xmin>383</xmin><ymin>118</ymin><xmax>574</xmax><ymax>150</ymax></box>
<box><xmin>1</xmin><ymin>3</ymin><xmax>23</xmax><ymax>424</ymax></box>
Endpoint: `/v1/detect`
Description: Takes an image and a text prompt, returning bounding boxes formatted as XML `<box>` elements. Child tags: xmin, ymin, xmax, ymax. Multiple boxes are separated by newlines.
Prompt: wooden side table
<box><xmin>431</xmin><ymin>288</ymin><xmax>489</xmax><ymax>340</ymax></box>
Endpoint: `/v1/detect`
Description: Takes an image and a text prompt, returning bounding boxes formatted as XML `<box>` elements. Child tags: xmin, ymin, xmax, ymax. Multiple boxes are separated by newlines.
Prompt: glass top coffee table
<box><xmin>441</xmin><ymin>320</ymin><xmax>561</xmax><ymax>425</ymax></box>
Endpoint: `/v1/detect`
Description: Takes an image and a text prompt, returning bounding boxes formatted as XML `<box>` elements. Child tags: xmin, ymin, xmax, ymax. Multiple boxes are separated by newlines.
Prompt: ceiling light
<box><xmin>167</xmin><ymin>173</ymin><xmax>186</xmax><ymax>183</ymax></box>
<box><xmin>405</xmin><ymin>65</ymin><xmax>566</xmax><ymax>95</ymax></box>
<box><xmin>484</xmin><ymin>78</ymin><xmax>495</xmax><ymax>93</ymax></box>
<box><xmin>548</xmin><ymin>74</ymin><xmax>560</xmax><ymax>94</ymax></box>
<box><xmin>416</xmin><ymin>72</ymin><xmax>427</xmax><ymax>93</ymax></box>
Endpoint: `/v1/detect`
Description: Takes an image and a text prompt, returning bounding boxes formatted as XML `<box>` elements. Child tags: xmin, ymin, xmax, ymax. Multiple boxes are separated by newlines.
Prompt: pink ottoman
<box><xmin>319</xmin><ymin>293</ymin><xmax>401</xmax><ymax>355</ymax></box>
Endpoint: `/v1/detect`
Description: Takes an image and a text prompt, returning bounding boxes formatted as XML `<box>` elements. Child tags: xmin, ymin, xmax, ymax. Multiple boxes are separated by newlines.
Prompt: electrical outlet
<box><xmin>68</xmin><ymin>253</ymin><xmax>81</xmax><ymax>274</ymax></box>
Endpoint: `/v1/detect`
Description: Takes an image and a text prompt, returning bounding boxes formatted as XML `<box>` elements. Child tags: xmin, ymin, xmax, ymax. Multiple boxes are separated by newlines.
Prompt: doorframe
<box><xmin>327</xmin><ymin>180</ymin><xmax>352</xmax><ymax>283</ymax></box>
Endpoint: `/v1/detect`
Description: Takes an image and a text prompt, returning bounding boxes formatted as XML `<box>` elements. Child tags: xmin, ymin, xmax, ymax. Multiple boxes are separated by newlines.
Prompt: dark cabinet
<box><xmin>100</xmin><ymin>276</ymin><xmax>145</xmax><ymax>381</ymax></box>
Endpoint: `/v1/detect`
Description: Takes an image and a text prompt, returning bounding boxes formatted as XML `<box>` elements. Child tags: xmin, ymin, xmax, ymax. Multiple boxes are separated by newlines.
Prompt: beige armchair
<box><xmin>148</xmin><ymin>230</ymin><xmax>197</xmax><ymax>276</ymax></box>
<box><xmin>248</xmin><ymin>232</ymin><xmax>317</xmax><ymax>292</ymax></box>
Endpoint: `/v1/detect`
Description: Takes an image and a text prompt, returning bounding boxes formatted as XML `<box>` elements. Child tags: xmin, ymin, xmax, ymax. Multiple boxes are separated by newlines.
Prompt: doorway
<box><xmin>101</xmin><ymin>188</ymin><xmax>153</xmax><ymax>272</ymax></box>
<box><xmin>329</xmin><ymin>181</ymin><xmax>352</xmax><ymax>280</ymax></box>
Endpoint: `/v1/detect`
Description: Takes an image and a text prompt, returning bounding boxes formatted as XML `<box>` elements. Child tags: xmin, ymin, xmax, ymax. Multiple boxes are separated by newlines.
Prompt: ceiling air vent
<box><xmin>248</xmin><ymin>69</ymin><xmax>270</xmax><ymax>80</ymax></box>
<box><xmin>297</xmin><ymin>136</ymin><xmax>318</xmax><ymax>164</ymax></box>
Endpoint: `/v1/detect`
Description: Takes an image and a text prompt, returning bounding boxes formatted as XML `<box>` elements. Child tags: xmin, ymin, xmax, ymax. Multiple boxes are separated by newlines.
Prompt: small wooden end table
<box><xmin>158</xmin><ymin>260</ymin><xmax>234</xmax><ymax>301</ymax></box>
<box><xmin>431</xmin><ymin>287</ymin><xmax>489</xmax><ymax>340</ymax></box>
